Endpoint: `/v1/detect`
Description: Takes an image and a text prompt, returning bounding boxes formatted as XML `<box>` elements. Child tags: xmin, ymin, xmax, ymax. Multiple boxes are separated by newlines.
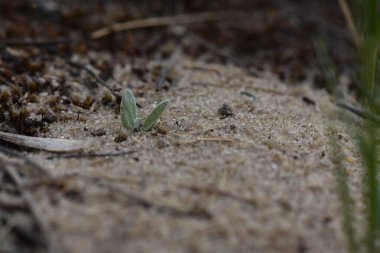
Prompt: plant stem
<box><xmin>359</xmin><ymin>41</ymin><xmax>378</xmax><ymax>109</ymax></box>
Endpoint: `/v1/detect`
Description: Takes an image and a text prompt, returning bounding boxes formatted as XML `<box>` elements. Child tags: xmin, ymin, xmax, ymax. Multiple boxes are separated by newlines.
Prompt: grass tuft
<box><xmin>317</xmin><ymin>1</ymin><xmax>380</xmax><ymax>252</ymax></box>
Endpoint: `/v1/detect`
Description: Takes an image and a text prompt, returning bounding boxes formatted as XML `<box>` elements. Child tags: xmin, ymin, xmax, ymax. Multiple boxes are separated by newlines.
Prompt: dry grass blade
<box><xmin>91</xmin><ymin>10</ymin><xmax>240</xmax><ymax>39</ymax></box>
<box><xmin>93</xmin><ymin>180</ymin><xmax>212</xmax><ymax>219</ymax></box>
<box><xmin>197</xmin><ymin>137</ymin><xmax>233</xmax><ymax>142</ymax></box>
<box><xmin>0</xmin><ymin>37</ymin><xmax>77</xmax><ymax>47</ymax></box>
<box><xmin>337</xmin><ymin>0</ymin><xmax>361</xmax><ymax>49</ymax></box>
<box><xmin>0</xmin><ymin>144</ymin><xmax>52</xmax><ymax>177</ymax></box>
<box><xmin>179</xmin><ymin>183</ymin><xmax>256</xmax><ymax>206</ymax></box>
<box><xmin>0</xmin><ymin>131</ymin><xmax>93</xmax><ymax>152</ymax></box>
<box><xmin>68</xmin><ymin>61</ymin><xmax>119</xmax><ymax>98</ymax></box>
<box><xmin>3</xmin><ymin>164</ymin><xmax>59</xmax><ymax>253</ymax></box>
<box><xmin>0</xmin><ymin>194</ymin><xmax>26</xmax><ymax>210</ymax></box>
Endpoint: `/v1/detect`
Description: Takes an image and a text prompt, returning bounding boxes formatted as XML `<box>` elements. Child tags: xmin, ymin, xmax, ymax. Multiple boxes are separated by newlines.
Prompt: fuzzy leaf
<box><xmin>120</xmin><ymin>89</ymin><xmax>137</xmax><ymax>129</ymax></box>
<box><xmin>142</xmin><ymin>100</ymin><xmax>169</xmax><ymax>131</ymax></box>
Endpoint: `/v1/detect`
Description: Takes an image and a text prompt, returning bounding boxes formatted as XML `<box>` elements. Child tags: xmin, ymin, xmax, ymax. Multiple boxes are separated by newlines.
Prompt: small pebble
<box><xmin>23</xmin><ymin>118</ymin><xmax>44</xmax><ymax>127</ymax></box>
<box><xmin>91</xmin><ymin>128</ymin><xmax>106</xmax><ymax>136</ymax></box>
<box><xmin>42</xmin><ymin>113</ymin><xmax>57</xmax><ymax>123</ymax></box>
<box><xmin>156</xmin><ymin>125</ymin><xmax>168</xmax><ymax>135</ymax></box>
<box><xmin>157</xmin><ymin>139</ymin><xmax>170</xmax><ymax>149</ymax></box>
<box><xmin>218</xmin><ymin>103</ymin><xmax>233</xmax><ymax>118</ymax></box>
<box><xmin>114</xmin><ymin>133</ymin><xmax>128</xmax><ymax>143</ymax></box>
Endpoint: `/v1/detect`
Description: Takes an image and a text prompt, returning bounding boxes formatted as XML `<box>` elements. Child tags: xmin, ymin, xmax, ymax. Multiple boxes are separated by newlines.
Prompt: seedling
<box><xmin>120</xmin><ymin>89</ymin><xmax>169</xmax><ymax>131</ymax></box>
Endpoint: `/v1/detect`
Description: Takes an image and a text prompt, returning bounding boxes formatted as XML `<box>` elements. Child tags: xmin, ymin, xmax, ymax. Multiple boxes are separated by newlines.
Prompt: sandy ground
<box><xmin>2</xmin><ymin>59</ymin><xmax>363</xmax><ymax>253</ymax></box>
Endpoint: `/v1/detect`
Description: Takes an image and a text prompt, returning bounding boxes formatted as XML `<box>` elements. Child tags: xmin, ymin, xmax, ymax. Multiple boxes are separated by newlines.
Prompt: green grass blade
<box><xmin>359</xmin><ymin>126</ymin><xmax>380</xmax><ymax>253</ymax></box>
<box><xmin>142</xmin><ymin>100</ymin><xmax>169</xmax><ymax>131</ymax></box>
<box><xmin>364</xmin><ymin>0</ymin><xmax>380</xmax><ymax>38</ymax></box>
<box><xmin>332</xmin><ymin>1</ymin><xmax>380</xmax><ymax>252</ymax></box>
<box><xmin>120</xmin><ymin>89</ymin><xmax>137</xmax><ymax>129</ymax></box>
<box><xmin>327</xmin><ymin>127</ymin><xmax>358</xmax><ymax>253</ymax></box>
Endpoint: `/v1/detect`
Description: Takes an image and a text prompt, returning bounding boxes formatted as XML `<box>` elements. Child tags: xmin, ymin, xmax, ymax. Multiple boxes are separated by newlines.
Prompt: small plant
<box><xmin>120</xmin><ymin>89</ymin><xmax>169</xmax><ymax>131</ymax></box>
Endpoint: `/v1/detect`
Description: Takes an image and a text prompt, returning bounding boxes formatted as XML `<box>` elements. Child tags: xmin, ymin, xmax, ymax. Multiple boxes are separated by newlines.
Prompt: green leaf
<box><xmin>142</xmin><ymin>100</ymin><xmax>169</xmax><ymax>131</ymax></box>
<box><xmin>120</xmin><ymin>89</ymin><xmax>137</xmax><ymax>129</ymax></box>
<box><xmin>134</xmin><ymin>117</ymin><xmax>141</xmax><ymax>129</ymax></box>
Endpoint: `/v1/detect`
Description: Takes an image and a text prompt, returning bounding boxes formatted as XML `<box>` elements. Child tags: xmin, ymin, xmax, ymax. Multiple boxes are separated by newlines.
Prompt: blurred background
<box><xmin>0</xmin><ymin>0</ymin><xmax>354</xmax><ymax>86</ymax></box>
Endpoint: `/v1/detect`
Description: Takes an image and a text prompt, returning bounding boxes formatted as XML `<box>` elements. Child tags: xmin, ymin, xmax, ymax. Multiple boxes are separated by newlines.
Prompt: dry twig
<box><xmin>46</xmin><ymin>150</ymin><xmax>136</xmax><ymax>160</ymax></box>
<box><xmin>0</xmin><ymin>131</ymin><xmax>92</xmax><ymax>152</ymax></box>
<box><xmin>91</xmin><ymin>10</ymin><xmax>239</xmax><ymax>39</ymax></box>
